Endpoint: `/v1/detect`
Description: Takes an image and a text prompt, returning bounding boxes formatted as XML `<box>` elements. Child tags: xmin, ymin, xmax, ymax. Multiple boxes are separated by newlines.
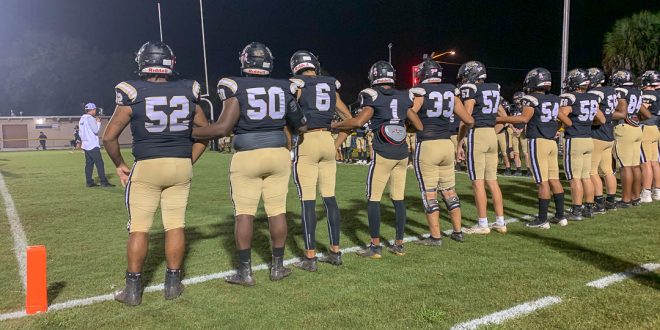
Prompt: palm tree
<box><xmin>603</xmin><ymin>11</ymin><xmax>660</xmax><ymax>74</ymax></box>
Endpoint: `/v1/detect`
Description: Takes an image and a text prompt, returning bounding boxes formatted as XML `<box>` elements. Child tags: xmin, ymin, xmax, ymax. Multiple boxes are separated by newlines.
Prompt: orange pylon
<box><xmin>25</xmin><ymin>245</ymin><xmax>47</xmax><ymax>314</ymax></box>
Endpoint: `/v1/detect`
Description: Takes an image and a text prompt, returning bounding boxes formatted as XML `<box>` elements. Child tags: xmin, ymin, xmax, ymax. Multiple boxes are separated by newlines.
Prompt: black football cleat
<box><xmin>356</xmin><ymin>244</ymin><xmax>382</xmax><ymax>259</ymax></box>
<box><xmin>582</xmin><ymin>206</ymin><xmax>594</xmax><ymax>219</ymax></box>
<box><xmin>387</xmin><ymin>244</ymin><xmax>405</xmax><ymax>256</ymax></box>
<box><xmin>225</xmin><ymin>261</ymin><xmax>256</xmax><ymax>286</ymax></box>
<box><xmin>318</xmin><ymin>251</ymin><xmax>343</xmax><ymax>266</ymax></box>
<box><xmin>450</xmin><ymin>231</ymin><xmax>465</xmax><ymax>242</ymax></box>
<box><xmin>567</xmin><ymin>207</ymin><xmax>583</xmax><ymax>221</ymax></box>
<box><xmin>525</xmin><ymin>218</ymin><xmax>550</xmax><ymax>229</ymax></box>
<box><xmin>503</xmin><ymin>168</ymin><xmax>512</xmax><ymax>176</ymax></box>
<box><xmin>270</xmin><ymin>256</ymin><xmax>292</xmax><ymax>281</ymax></box>
<box><xmin>164</xmin><ymin>269</ymin><xmax>184</xmax><ymax>300</ymax></box>
<box><xmin>604</xmin><ymin>200</ymin><xmax>618</xmax><ymax>211</ymax></box>
<box><xmin>631</xmin><ymin>198</ymin><xmax>641</xmax><ymax>207</ymax></box>
<box><xmin>114</xmin><ymin>272</ymin><xmax>143</xmax><ymax>306</ymax></box>
<box><xmin>616</xmin><ymin>200</ymin><xmax>631</xmax><ymax>209</ymax></box>
<box><xmin>101</xmin><ymin>182</ymin><xmax>116</xmax><ymax>187</ymax></box>
<box><xmin>86</xmin><ymin>183</ymin><xmax>99</xmax><ymax>187</ymax></box>
<box><xmin>414</xmin><ymin>236</ymin><xmax>443</xmax><ymax>246</ymax></box>
<box><xmin>593</xmin><ymin>203</ymin><xmax>606</xmax><ymax>215</ymax></box>
<box><xmin>293</xmin><ymin>257</ymin><xmax>317</xmax><ymax>272</ymax></box>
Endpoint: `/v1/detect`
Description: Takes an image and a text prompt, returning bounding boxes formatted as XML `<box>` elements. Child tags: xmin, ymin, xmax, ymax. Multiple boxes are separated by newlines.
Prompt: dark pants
<box><xmin>84</xmin><ymin>147</ymin><xmax>109</xmax><ymax>185</ymax></box>
<box><xmin>39</xmin><ymin>141</ymin><xmax>46</xmax><ymax>150</ymax></box>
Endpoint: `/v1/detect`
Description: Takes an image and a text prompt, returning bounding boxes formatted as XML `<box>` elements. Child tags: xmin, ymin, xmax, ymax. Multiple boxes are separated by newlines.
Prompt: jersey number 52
<box><xmin>145</xmin><ymin>96</ymin><xmax>190</xmax><ymax>133</ymax></box>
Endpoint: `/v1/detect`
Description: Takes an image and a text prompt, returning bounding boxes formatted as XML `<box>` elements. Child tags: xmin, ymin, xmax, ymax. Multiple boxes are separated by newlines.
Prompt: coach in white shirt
<box><xmin>79</xmin><ymin>103</ymin><xmax>114</xmax><ymax>187</ymax></box>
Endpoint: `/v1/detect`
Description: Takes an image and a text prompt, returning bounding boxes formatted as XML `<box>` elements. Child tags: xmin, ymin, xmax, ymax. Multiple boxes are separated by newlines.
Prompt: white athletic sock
<box><xmin>478</xmin><ymin>218</ymin><xmax>488</xmax><ymax>227</ymax></box>
<box><xmin>495</xmin><ymin>216</ymin><xmax>505</xmax><ymax>226</ymax></box>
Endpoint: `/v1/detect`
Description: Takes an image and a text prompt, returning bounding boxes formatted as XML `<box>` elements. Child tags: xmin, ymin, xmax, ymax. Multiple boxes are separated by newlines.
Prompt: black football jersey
<box><xmin>588</xmin><ymin>86</ymin><xmax>618</xmax><ymax>141</ymax></box>
<box><xmin>360</xmin><ymin>86</ymin><xmax>413</xmax><ymax>160</ymax></box>
<box><xmin>217</xmin><ymin>76</ymin><xmax>297</xmax><ymax>135</ymax></box>
<box><xmin>459</xmin><ymin>82</ymin><xmax>501</xmax><ymax>128</ymax></box>
<box><xmin>615</xmin><ymin>86</ymin><xmax>643</xmax><ymax>118</ymax></box>
<box><xmin>522</xmin><ymin>93</ymin><xmax>561</xmax><ymax>140</ymax></box>
<box><xmin>641</xmin><ymin>89</ymin><xmax>659</xmax><ymax>127</ymax></box>
<box><xmin>410</xmin><ymin>83</ymin><xmax>458</xmax><ymax>141</ymax></box>
<box><xmin>115</xmin><ymin>79</ymin><xmax>200</xmax><ymax>161</ymax></box>
<box><xmin>290</xmin><ymin>75</ymin><xmax>341</xmax><ymax>130</ymax></box>
<box><xmin>560</xmin><ymin>92</ymin><xmax>601</xmax><ymax>138</ymax></box>
<box><xmin>509</xmin><ymin>103</ymin><xmax>526</xmax><ymax>129</ymax></box>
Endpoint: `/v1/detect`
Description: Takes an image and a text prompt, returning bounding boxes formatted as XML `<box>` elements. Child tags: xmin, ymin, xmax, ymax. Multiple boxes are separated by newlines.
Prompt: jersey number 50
<box><xmin>247</xmin><ymin>87</ymin><xmax>286</xmax><ymax>120</ymax></box>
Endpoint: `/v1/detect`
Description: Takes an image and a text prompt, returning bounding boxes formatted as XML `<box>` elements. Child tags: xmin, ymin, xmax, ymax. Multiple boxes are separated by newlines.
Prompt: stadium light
<box><xmin>411</xmin><ymin>65</ymin><xmax>419</xmax><ymax>87</ymax></box>
<box><xmin>431</xmin><ymin>50</ymin><xmax>456</xmax><ymax>59</ymax></box>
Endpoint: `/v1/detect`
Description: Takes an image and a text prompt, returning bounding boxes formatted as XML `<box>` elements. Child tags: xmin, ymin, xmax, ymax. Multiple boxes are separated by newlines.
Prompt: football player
<box><xmin>639</xmin><ymin>70</ymin><xmax>660</xmax><ymax>202</ymax></box>
<box><xmin>559</xmin><ymin>69</ymin><xmax>606</xmax><ymax>220</ymax></box>
<box><xmin>586</xmin><ymin>67</ymin><xmax>619</xmax><ymax>212</ymax></box>
<box><xmin>496</xmin><ymin>97</ymin><xmax>514</xmax><ymax>176</ymax></box>
<box><xmin>407</xmin><ymin>126</ymin><xmax>417</xmax><ymax>167</ymax></box>
<box><xmin>498</xmin><ymin>68</ymin><xmax>566</xmax><ymax>228</ymax></box>
<box><xmin>355</xmin><ymin>126</ymin><xmax>368</xmax><ymax>164</ymax></box>
<box><xmin>455</xmin><ymin>61</ymin><xmax>508</xmax><ymax>234</ymax></box>
<box><xmin>102</xmin><ymin>41</ymin><xmax>209</xmax><ymax>305</ymax></box>
<box><xmin>287</xmin><ymin>50</ymin><xmax>352</xmax><ymax>271</ymax></box>
<box><xmin>509</xmin><ymin>91</ymin><xmax>531</xmax><ymax>176</ymax></box>
<box><xmin>409</xmin><ymin>59</ymin><xmax>474</xmax><ymax>245</ymax></box>
<box><xmin>611</xmin><ymin>69</ymin><xmax>652</xmax><ymax>207</ymax></box>
<box><xmin>332</xmin><ymin>60</ymin><xmax>418</xmax><ymax>257</ymax></box>
<box><xmin>193</xmin><ymin>42</ymin><xmax>307</xmax><ymax>286</ymax></box>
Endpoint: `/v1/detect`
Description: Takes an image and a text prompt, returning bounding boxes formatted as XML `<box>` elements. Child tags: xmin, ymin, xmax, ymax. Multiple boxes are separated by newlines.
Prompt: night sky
<box><xmin>1</xmin><ymin>0</ymin><xmax>658</xmax><ymax>115</ymax></box>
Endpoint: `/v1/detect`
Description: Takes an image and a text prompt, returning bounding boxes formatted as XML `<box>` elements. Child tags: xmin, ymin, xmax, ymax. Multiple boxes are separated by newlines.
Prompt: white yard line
<box><xmin>586</xmin><ymin>263</ymin><xmax>660</xmax><ymax>289</ymax></box>
<box><xmin>450</xmin><ymin>296</ymin><xmax>563</xmax><ymax>330</ymax></box>
<box><xmin>0</xmin><ymin>172</ymin><xmax>28</xmax><ymax>289</ymax></box>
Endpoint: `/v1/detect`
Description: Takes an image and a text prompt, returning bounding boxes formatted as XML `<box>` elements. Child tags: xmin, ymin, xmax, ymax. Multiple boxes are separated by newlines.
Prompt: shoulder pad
<box><xmin>360</xmin><ymin>88</ymin><xmax>378</xmax><ymax>101</ymax></box>
<box><xmin>289</xmin><ymin>78</ymin><xmax>305</xmax><ymax>89</ymax></box>
<box><xmin>218</xmin><ymin>78</ymin><xmax>238</xmax><ymax>94</ymax></box>
<box><xmin>409</xmin><ymin>87</ymin><xmax>426</xmax><ymax>97</ymax></box>
<box><xmin>615</xmin><ymin>87</ymin><xmax>629</xmax><ymax>97</ymax></box>
<box><xmin>288</xmin><ymin>81</ymin><xmax>298</xmax><ymax>95</ymax></box>
<box><xmin>454</xmin><ymin>88</ymin><xmax>460</xmax><ymax>96</ymax></box>
<box><xmin>642</xmin><ymin>93</ymin><xmax>657</xmax><ymax>103</ymax></box>
<box><xmin>521</xmin><ymin>95</ymin><xmax>539</xmax><ymax>107</ymax></box>
<box><xmin>335</xmin><ymin>79</ymin><xmax>342</xmax><ymax>90</ymax></box>
<box><xmin>496</xmin><ymin>84</ymin><xmax>501</xmax><ymax>91</ymax></box>
<box><xmin>560</xmin><ymin>93</ymin><xmax>576</xmax><ymax>103</ymax></box>
<box><xmin>115</xmin><ymin>81</ymin><xmax>137</xmax><ymax>103</ymax></box>
<box><xmin>460</xmin><ymin>83</ymin><xmax>477</xmax><ymax>92</ymax></box>
<box><xmin>587</xmin><ymin>90</ymin><xmax>604</xmax><ymax>100</ymax></box>
<box><xmin>192</xmin><ymin>81</ymin><xmax>201</xmax><ymax>100</ymax></box>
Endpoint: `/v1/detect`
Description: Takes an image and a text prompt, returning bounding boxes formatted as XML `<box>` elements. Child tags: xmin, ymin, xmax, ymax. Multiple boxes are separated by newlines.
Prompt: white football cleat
<box><xmin>652</xmin><ymin>188</ymin><xmax>660</xmax><ymax>201</ymax></box>
<box><xmin>463</xmin><ymin>225</ymin><xmax>491</xmax><ymax>235</ymax></box>
<box><xmin>640</xmin><ymin>189</ymin><xmax>652</xmax><ymax>203</ymax></box>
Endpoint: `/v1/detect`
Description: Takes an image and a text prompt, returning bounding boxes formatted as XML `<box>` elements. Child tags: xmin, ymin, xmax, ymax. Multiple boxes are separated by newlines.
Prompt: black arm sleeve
<box><xmin>286</xmin><ymin>98</ymin><xmax>307</xmax><ymax>132</ymax></box>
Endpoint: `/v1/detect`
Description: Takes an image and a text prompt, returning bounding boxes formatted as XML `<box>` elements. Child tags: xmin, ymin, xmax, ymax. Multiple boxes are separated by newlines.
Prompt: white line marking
<box><xmin>450</xmin><ymin>296</ymin><xmax>562</xmax><ymax>330</ymax></box>
<box><xmin>0</xmin><ymin>172</ymin><xmax>28</xmax><ymax>289</ymax></box>
<box><xmin>586</xmin><ymin>263</ymin><xmax>660</xmax><ymax>289</ymax></box>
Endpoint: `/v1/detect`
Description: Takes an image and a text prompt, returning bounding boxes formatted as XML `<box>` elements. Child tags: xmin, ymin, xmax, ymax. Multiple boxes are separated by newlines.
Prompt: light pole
<box><xmin>561</xmin><ymin>0</ymin><xmax>570</xmax><ymax>90</ymax></box>
<box><xmin>388</xmin><ymin>43</ymin><xmax>393</xmax><ymax>63</ymax></box>
<box><xmin>431</xmin><ymin>50</ymin><xmax>456</xmax><ymax>59</ymax></box>
<box><xmin>157</xmin><ymin>2</ymin><xmax>163</xmax><ymax>41</ymax></box>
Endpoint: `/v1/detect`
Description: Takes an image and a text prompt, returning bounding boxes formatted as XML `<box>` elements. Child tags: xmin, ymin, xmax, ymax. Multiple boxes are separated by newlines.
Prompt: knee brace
<box><xmin>441</xmin><ymin>188</ymin><xmax>461</xmax><ymax>211</ymax></box>
<box><xmin>422</xmin><ymin>189</ymin><xmax>440</xmax><ymax>214</ymax></box>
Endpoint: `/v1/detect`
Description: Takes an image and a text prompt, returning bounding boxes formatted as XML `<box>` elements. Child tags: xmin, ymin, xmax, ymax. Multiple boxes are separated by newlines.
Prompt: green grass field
<box><xmin>0</xmin><ymin>150</ymin><xmax>658</xmax><ymax>329</ymax></box>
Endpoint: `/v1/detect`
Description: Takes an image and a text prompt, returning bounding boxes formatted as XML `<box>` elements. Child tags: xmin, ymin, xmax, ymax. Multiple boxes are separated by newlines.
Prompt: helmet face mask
<box><xmin>523</xmin><ymin>68</ymin><xmax>552</xmax><ymax>92</ymax></box>
<box><xmin>239</xmin><ymin>42</ymin><xmax>274</xmax><ymax>76</ymax></box>
<box><xmin>290</xmin><ymin>50</ymin><xmax>320</xmax><ymax>75</ymax></box>
<box><xmin>416</xmin><ymin>59</ymin><xmax>443</xmax><ymax>84</ymax></box>
<box><xmin>368</xmin><ymin>60</ymin><xmax>396</xmax><ymax>86</ymax></box>
<box><xmin>135</xmin><ymin>40</ymin><xmax>176</xmax><ymax>78</ymax></box>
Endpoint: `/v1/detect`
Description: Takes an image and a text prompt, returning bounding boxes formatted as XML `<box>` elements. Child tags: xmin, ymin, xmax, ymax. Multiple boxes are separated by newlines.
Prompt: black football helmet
<box><xmin>586</xmin><ymin>67</ymin><xmax>606</xmax><ymax>88</ymax></box>
<box><xmin>416</xmin><ymin>59</ymin><xmax>443</xmax><ymax>83</ymax></box>
<box><xmin>523</xmin><ymin>68</ymin><xmax>552</xmax><ymax>92</ymax></box>
<box><xmin>457</xmin><ymin>61</ymin><xmax>487</xmax><ymax>84</ymax></box>
<box><xmin>563</xmin><ymin>68</ymin><xmax>590</xmax><ymax>92</ymax></box>
<box><xmin>239</xmin><ymin>42</ymin><xmax>274</xmax><ymax>76</ymax></box>
<box><xmin>135</xmin><ymin>41</ymin><xmax>176</xmax><ymax>77</ymax></box>
<box><xmin>609</xmin><ymin>69</ymin><xmax>634</xmax><ymax>87</ymax></box>
<box><xmin>639</xmin><ymin>70</ymin><xmax>660</xmax><ymax>87</ymax></box>
<box><xmin>368</xmin><ymin>60</ymin><xmax>396</xmax><ymax>86</ymax></box>
<box><xmin>290</xmin><ymin>50</ymin><xmax>320</xmax><ymax>75</ymax></box>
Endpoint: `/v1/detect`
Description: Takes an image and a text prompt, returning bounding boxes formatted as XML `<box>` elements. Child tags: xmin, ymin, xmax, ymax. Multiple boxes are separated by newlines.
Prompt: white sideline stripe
<box><xmin>0</xmin><ymin>172</ymin><xmax>28</xmax><ymax>289</ymax></box>
<box><xmin>450</xmin><ymin>296</ymin><xmax>562</xmax><ymax>330</ymax></box>
<box><xmin>586</xmin><ymin>263</ymin><xmax>660</xmax><ymax>289</ymax></box>
<box><xmin>0</xmin><ymin>217</ymin><xmax>526</xmax><ymax>321</ymax></box>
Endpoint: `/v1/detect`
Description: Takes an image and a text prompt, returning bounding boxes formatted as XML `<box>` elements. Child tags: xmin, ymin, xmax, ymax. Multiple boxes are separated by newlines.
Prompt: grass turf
<box><xmin>0</xmin><ymin>150</ymin><xmax>658</xmax><ymax>329</ymax></box>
